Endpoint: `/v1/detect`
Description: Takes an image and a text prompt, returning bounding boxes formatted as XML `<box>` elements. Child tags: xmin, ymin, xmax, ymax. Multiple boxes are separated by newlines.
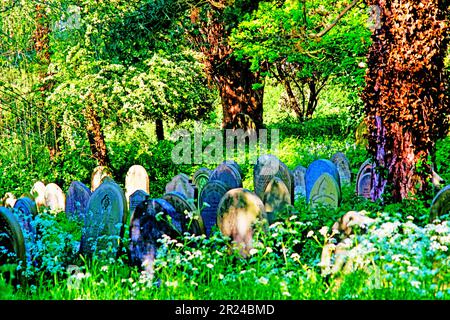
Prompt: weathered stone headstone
<box><xmin>309</xmin><ymin>173</ymin><xmax>341</xmax><ymax>209</ymax></box>
<box><xmin>129</xmin><ymin>198</ymin><xmax>182</xmax><ymax>268</ymax></box>
<box><xmin>192</xmin><ymin>168</ymin><xmax>212</xmax><ymax>197</ymax></box>
<box><xmin>356</xmin><ymin>159</ymin><xmax>373</xmax><ymax>185</ymax></box>
<box><xmin>0</xmin><ymin>207</ymin><xmax>26</xmax><ymax>268</ymax></box>
<box><xmin>331</xmin><ymin>152</ymin><xmax>351</xmax><ymax>186</ymax></box>
<box><xmin>13</xmin><ymin>197</ymin><xmax>37</xmax><ymax>240</ymax></box>
<box><xmin>430</xmin><ymin>185</ymin><xmax>450</xmax><ymax>222</ymax></box>
<box><xmin>253</xmin><ymin>155</ymin><xmax>294</xmax><ymax>203</ymax></box>
<box><xmin>44</xmin><ymin>183</ymin><xmax>66</xmax><ymax>212</ymax></box>
<box><xmin>65</xmin><ymin>181</ymin><xmax>92</xmax><ymax>221</ymax></box>
<box><xmin>357</xmin><ymin>173</ymin><xmax>372</xmax><ymax>199</ymax></box>
<box><xmin>222</xmin><ymin>160</ymin><xmax>244</xmax><ymax>178</ymax></box>
<box><xmin>199</xmin><ymin>180</ymin><xmax>229</xmax><ymax>237</ymax></box>
<box><xmin>162</xmin><ymin>191</ymin><xmax>204</xmax><ymax>235</ymax></box>
<box><xmin>80</xmin><ymin>179</ymin><xmax>127</xmax><ymax>256</ymax></box>
<box><xmin>129</xmin><ymin>189</ymin><xmax>149</xmax><ymax>223</ymax></box>
<box><xmin>263</xmin><ymin>177</ymin><xmax>291</xmax><ymax>223</ymax></box>
<box><xmin>209</xmin><ymin>163</ymin><xmax>243</xmax><ymax>190</ymax></box>
<box><xmin>30</xmin><ymin>181</ymin><xmax>46</xmax><ymax>210</ymax></box>
<box><xmin>293</xmin><ymin>165</ymin><xmax>307</xmax><ymax>200</ymax></box>
<box><xmin>125</xmin><ymin>165</ymin><xmax>149</xmax><ymax>205</ymax></box>
<box><xmin>217</xmin><ymin>188</ymin><xmax>267</xmax><ymax>257</ymax></box>
<box><xmin>91</xmin><ymin>166</ymin><xmax>112</xmax><ymax>191</ymax></box>
<box><xmin>2</xmin><ymin>192</ymin><xmax>16</xmax><ymax>208</ymax></box>
<box><xmin>165</xmin><ymin>174</ymin><xmax>196</xmax><ymax>200</ymax></box>
<box><xmin>305</xmin><ymin>159</ymin><xmax>341</xmax><ymax>202</ymax></box>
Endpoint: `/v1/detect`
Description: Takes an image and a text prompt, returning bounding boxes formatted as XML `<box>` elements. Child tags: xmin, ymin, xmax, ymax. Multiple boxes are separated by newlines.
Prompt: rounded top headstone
<box><xmin>199</xmin><ymin>180</ymin><xmax>230</xmax><ymax>237</ymax></box>
<box><xmin>13</xmin><ymin>197</ymin><xmax>37</xmax><ymax>241</ymax></box>
<box><xmin>0</xmin><ymin>207</ymin><xmax>26</xmax><ymax>267</ymax></box>
<box><xmin>217</xmin><ymin>188</ymin><xmax>266</xmax><ymax>257</ymax></box>
<box><xmin>357</xmin><ymin>172</ymin><xmax>372</xmax><ymax>199</ymax></box>
<box><xmin>293</xmin><ymin>165</ymin><xmax>307</xmax><ymax>199</ymax></box>
<box><xmin>125</xmin><ymin>165</ymin><xmax>149</xmax><ymax>205</ymax></box>
<box><xmin>44</xmin><ymin>183</ymin><xmax>66</xmax><ymax>213</ymax></box>
<box><xmin>162</xmin><ymin>191</ymin><xmax>204</xmax><ymax>235</ymax></box>
<box><xmin>209</xmin><ymin>163</ymin><xmax>243</xmax><ymax>190</ymax></box>
<box><xmin>192</xmin><ymin>168</ymin><xmax>212</xmax><ymax>195</ymax></box>
<box><xmin>91</xmin><ymin>166</ymin><xmax>112</xmax><ymax>191</ymax></box>
<box><xmin>331</xmin><ymin>152</ymin><xmax>351</xmax><ymax>186</ymax></box>
<box><xmin>65</xmin><ymin>181</ymin><xmax>92</xmax><ymax>221</ymax></box>
<box><xmin>222</xmin><ymin>160</ymin><xmax>244</xmax><ymax>178</ymax></box>
<box><xmin>263</xmin><ymin>177</ymin><xmax>291</xmax><ymax>223</ymax></box>
<box><xmin>30</xmin><ymin>181</ymin><xmax>46</xmax><ymax>209</ymax></box>
<box><xmin>309</xmin><ymin>172</ymin><xmax>341</xmax><ymax>209</ymax></box>
<box><xmin>2</xmin><ymin>192</ymin><xmax>16</xmax><ymax>208</ymax></box>
<box><xmin>166</xmin><ymin>174</ymin><xmax>195</xmax><ymax>200</ymax></box>
<box><xmin>430</xmin><ymin>185</ymin><xmax>450</xmax><ymax>222</ymax></box>
<box><xmin>305</xmin><ymin>159</ymin><xmax>341</xmax><ymax>202</ymax></box>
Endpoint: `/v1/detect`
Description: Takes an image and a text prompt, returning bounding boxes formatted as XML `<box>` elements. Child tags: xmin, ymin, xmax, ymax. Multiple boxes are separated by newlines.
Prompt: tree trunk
<box><xmin>155</xmin><ymin>118</ymin><xmax>164</xmax><ymax>141</ymax></box>
<box><xmin>84</xmin><ymin>103</ymin><xmax>110</xmax><ymax>167</ymax></box>
<box><xmin>362</xmin><ymin>0</ymin><xmax>449</xmax><ymax>202</ymax></box>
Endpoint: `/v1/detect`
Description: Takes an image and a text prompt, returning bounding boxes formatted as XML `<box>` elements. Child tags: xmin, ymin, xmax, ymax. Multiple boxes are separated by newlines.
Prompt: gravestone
<box><xmin>309</xmin><ymin>173</ymin><xmax>340</xmax><ymax>209</ymax></box>
<box><xmin>357</xmin><ymin>173</ymin><xmax>372</xmax><ymax>199</ymax></box>
<box><xmin>91</xmin><ymin>166</ymin><xmax>112</xmax><ymax>191</ymax></box>
<box><xmin>125</xmin><ymin>165</ymin><xmax>149</xmax><ymax>205</ymax></box>
<box><xmin>430</xmin><ymin>185</ymin><xmax>450</xmax><ymax>222</ymax></box>
<box><xmin>30</xmin><ymin>181</ymin><xmax>46</xmax><ymax>210</ymax></box>
<box><xmin>165</xmin><ymin>174</ymin><xmax>195</xmax><ymax>200</ymax></box>
<box><xmin>44</xmin><ymin>183</ymin><xmax>66</xmax><ymax>212</ymax></box>
<box><xmin>199</xmin><ymin>180</ymin><xmax>229</xmax><ymax>237</ymax></box>
<box><xmin>0</xmin><ymin>207</ymin><xmax>26</xmax><ymax>268</ymax></box>
<box><xmin>293</xmin><ymin>165</ymin><xmax>307</xmax><ymax>200</ymax></box>
<box><xmin>13</xmin><ymin>197</ymin><xmax>37</xmax><ymax>240</ymax></box>
<box><xmin>129</xmin><ymin>189</ymin><xmax>149</xmax><ymax>223</ymax></box>
<box><xmin>192</xmin><ymin>168</ymin><xmax>212</xmax><ymax>197</ymax></box>
<box><xmin>129</xmin><ymin>198</ymin><xmax>182</xmax><ymax>268</ymax></box>
<box><xmin>331</xmin><ymin>152</ymin><xmax>351</xmax><ymax>186</ymax></box>
<box><xmin>217</xmin><ymin>188</ymin><xmax>267</xmax><ymax>257</ymax></box>
<box><xmin>263</xmin><ymin>177</ymin><xmax>291</xmax><ymax>224</ymax></box>
<box><xmin>254</xmin><ymin>155</ymin><xmax>294</xmax><ymax>203</ymax></box>
<box><xmin>80</xmin><ymin>179</ymin><xmax>127</xmax><ymax>256</ymax></box>
<box><xmin>222</xmin><ymin>160</ymin><xmax>244</xmax><ymax>179</ymax></box>
<box><xmin>355</xmin><ymin>159</ymin><xmax>373</xmax><ymax>195</ymax></box>
<box><xmin>162</xmin><ymin>191</ymin><xmax>204</xmax><ymax>235</ymax></box>
<box><xmin>65</xmin><ymin>181</ymin><xmax>92</xmax><ymax>221</ymax></box>
<box><xmin>2</xmin><ymin>193</ymin><xmax>16</xmax><ymax>208</ymax></box>
<box><xmin>305</xmin><ymin>159</ymin><xmax>341</xmax><ymax>202</ymax></box>
<box><xmin>209</xmin><ymin>163</ymin><xmax>243</xmax><ymax>190</ymax></box>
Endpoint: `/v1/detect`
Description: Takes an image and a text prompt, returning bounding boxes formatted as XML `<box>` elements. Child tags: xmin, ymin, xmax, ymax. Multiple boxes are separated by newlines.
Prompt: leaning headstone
<box><xmin>263</xmin><ymin>177</ymin><xmax>291</xmax><ymax>224</ymax></box>
<box><xmin>199</xmin><ymin>180</ymin><xmax>229</xmax><ymax>237</ymax></box>
<box><xmin>331</xmin><ymin>152</ymin><xmax>351</xmax><ymax>186</ymax></box>
<box><xmin>13</xmin><ymin>197</ymin><xmax>37</xmax><ymax>240</ymax></box>
<box><xmin>162</xmin><ymin>191</ymin><xmax>204</xmax><ymax>235</ymax></box>
<box><xmin>30</xmin><ymin>181</ymin><xmax>46</xmax><ymax>210</ymax></box>
<box><xmin>309</xmin><ymin>173</ymin><xmax>341</xmax><ymax>209</ymax></box>
<box><xmin>44</xmin><ymin>183</ymin><xmax>66</xmax><ymax>213</ymax></box>
<box><xmin>305</xmin><ymin>159</ymin><xmax>341</xmax><ymax>202</ymax></box>
<box><xmin>165</xmin><ymin>174</ymin><xmax>196</xmax><ymax>200</ymax></box>
<box><xmin>253</xmin><ymin>155</ymin><xmax>294</xmax><ymax>203</ymax></box>
<box><xmin>129</xmin><ymin>198</ymin><xmax>182</xmax><ymax>268</ymax></box>
<box><xmin>125</xmin><ymin>165</ymin><xmax>149</xmax><ymax>205</ymax></box>
<box><xmin>0</xmin><ymin>207</ymin><xmax>26</xmax><ymax>268</ymax></box>
<box><xmin>65</xmin><ymin>181</ymin><xmax>92</xmax><ymax>221</ymax></box>
<box><xmin>209</xmin><ymin>163</ymin><xmax>243</xmax><ymax>190</ymax></box>
<box><xmin>357</xmin><ymin>173</ymin><xmax>372</xmax><ymax>199</ymax></box>
<box><xmin>80</xmin><ymin>179</ymin><xmax>127</xmax><ymax>257</ymax></box>
<box><xmin>129</xmin><ymin>189</ymin><xmax>149</xmax><ymax>223</ymax></box>
<box><xmin>217</xmin><ymin>188</ymin><xmax>267</xmax><ymax>257</ymax></box>
<box><xmin>292</xmin><ymin>165</ymin><xmax>307</xmax><ymax>200</ymax></box>
<box><xmin>2</xmin><ymin>193</ymin><xmax>16</xmax><ymax>208</ymax></box>
<box><xmin>192</xmin><ymin>168</ymin><xmax>212</xmax><ymax>197</ymax></box>
<box><xmin>430</xmin><ymin>185</ymin><xmax>450</xmax><ymax>222</ymax></box>
<box><xmin>90</xmin><ymin>166</ymin><xmax>112</xmax><ymax>191</ymax></box>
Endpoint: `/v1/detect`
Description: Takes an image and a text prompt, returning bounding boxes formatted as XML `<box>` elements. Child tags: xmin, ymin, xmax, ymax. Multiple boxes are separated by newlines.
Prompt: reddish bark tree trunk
<box><xmin>84</xmin><ymin>103</ymin><xmax>110</xmax><ymax>167</ymax></box>
<box><xmin>362</xmin><ymin>0</ymin><xmax>449</xmax><ymax>201</ymax></box>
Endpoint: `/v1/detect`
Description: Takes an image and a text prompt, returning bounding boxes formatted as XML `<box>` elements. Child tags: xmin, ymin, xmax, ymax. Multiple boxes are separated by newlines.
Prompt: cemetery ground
<box><xmin>2</xmin><ymin>86</ymin><xmax>450</xmax><ymax>300</ymax></box>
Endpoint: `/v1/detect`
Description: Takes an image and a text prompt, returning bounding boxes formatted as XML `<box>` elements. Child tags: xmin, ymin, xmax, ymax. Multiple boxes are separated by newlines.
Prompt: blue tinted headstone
<box><xmin>305</xmin><ymin>159</ymin><xmax>341</xmax><ymax>202</ymax></box>
<box><xmin>209</xmin><ymin>163</ymin><xmax>242</xmax><ymax>190</ymax></box>
<box><xmin>200</xmin><ymin>180</ymin><xmax>229</xmax><ymax>237</ymax></box>
<box><xmin>66</xmin><ymin>181</ymin><xmax>92</xmax><ymax>221</ymax></box>
<box><xmin>128</xmin><ymin>189</ymin><xmax>149</xmax><ymax>223</ymax></box>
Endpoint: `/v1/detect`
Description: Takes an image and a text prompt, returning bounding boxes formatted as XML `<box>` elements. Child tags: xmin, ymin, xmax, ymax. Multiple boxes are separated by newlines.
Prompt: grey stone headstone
<box><xmin>30</xmin><ymin>181</ymin><xmax>46</xmax><ymax>209</ymax></box>
<box><xmin>209</xmin><ymin>163</ymin><xmax>243</xmax><ymax>190</ymax></box>
<box><xmin>217</xmin><ymin>188</ymin><xmax>266</xmax><ymax>257</ymax></box>
<box><xmin>357</xmin><ymin>172</ymin><xmax>372</xmax><ymax>199</ymax></box>
<box><xmin>66</xmin><ymin>181</ymin><xmax>92</xmax><ymax>221</ymax></box>
<box><xmin>222</xmin><ymin>160</ymin><xmax>244</xmax><ymax>178</ymax></box>
<box><xmin>263</xmin><ymin>177</ymin><xmax>291</xmax><ymax>224</ymax></box>
<box><xmin>293</xmin><ymin>165</ymin><xmax>307</xmax><ymax>200</ymax></box>
<box><xmin>2</xmin><ymin>192</ymin><xmax>16</xmax><ymax>208</ymax></box>
<box><xmin>125</xmin><ymin>165</ymin><xmax>149</xmax><ymax>205</ymax></box>
<box><xmin>129</xmin><ymin>189</ymin><xmax>149</xmax><ymax>223</ymax></box>
<box><xmin>430</xmin><ymin>185</ymin><xmax>450</xmax><ymax>222</ymax></box>
<box><xmin>80</xmin><ymin>179</ymin><xmax>127</xmax><ymax>257</ymax></box>
<box><xmin>13</xmin><ymin>197</ymin><xmax>37</xmax><ymax>241</ymax></box>
<box><xmin>309</xmin><ymin>173</ymin><xmax>340</xmax><ymax>209</ymax></box>
<box><xmin>0</xmin><ymin>207</ymin><xmax>26</xmax><ymax>267</ymax></box>
<box><xmin>162</xmin><ymin>191</ymin><xmax>204</xmax><ymax>235</ymax></box>
<box><xmin>165</xmin><ymin>174</ymin><xmax>195</xmax><ymax>200</ymax></box>
<box><xmin>305</xmin><ymin>159</ymin><xmax>341</xmax><ymax>202</ymax></box>
<box><xmin>90</xmin><ymin>166</ymin><xmax>112</xmax><ymax>191</ymax></box>
<box><xmin>44</xmin><ymin>183</ymin><xmax>66</xmax><ymax>212</ymax></box>
<box><xmin>199</xmin><ymin>180</ymin><xmax>229</xmax><ymax>237</ymax></box>
<box><xmin>331</xmin><ymin>152</ymin><xmax>351</xmax><ymax>186</ymax></box>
